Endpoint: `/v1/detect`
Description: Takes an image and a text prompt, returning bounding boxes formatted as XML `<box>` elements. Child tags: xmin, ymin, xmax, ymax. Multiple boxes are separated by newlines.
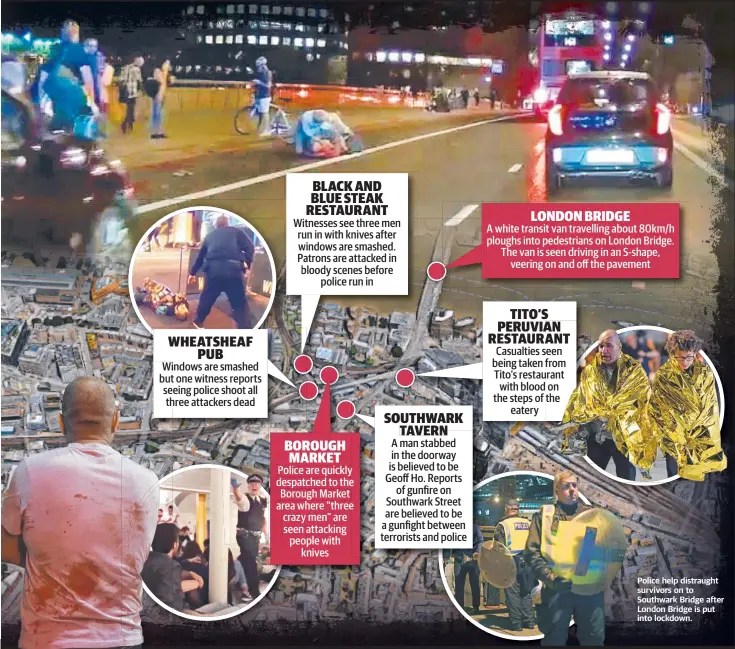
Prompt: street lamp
<box><xmin>604</xmin><ymin>32</ymin><xmax>612</xmax><ymax>41</ymax></box>
<box><xmin>603</xmin><ymin>52</ymin><xmax>610</xmax><ymax>61</ymax></box>
<box><xmin>602</xmin><ymin>20</ymin><xmax>611</xmax><ymax>29</ymax></box>
<box><xmin>622</xmin><ymin>53</ymin><xmax>628</xmax><ymax>61</ymax></box>
<box><xmin>620</xmin><ymin>61</ymin><xmax>626</xmax><ymax>68</ymax></box>
<box><xmin>624</xmin><ymin>43</ymin><xmax>632</xmax><ymax>52</ymax></box>
<box><xmin>627</xmin><ymin>34</ymin><xmax>635</xmax><ymax>42</ymax></box>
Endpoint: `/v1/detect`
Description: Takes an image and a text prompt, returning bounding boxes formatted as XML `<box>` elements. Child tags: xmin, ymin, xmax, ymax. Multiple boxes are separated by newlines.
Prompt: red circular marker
<box><xmin>319</xmin><ymin>366</ymin><xmax>339</xmax><ymax>385</ymax></box>
<box><xmin>427</xmin><ymin>261</ymin><xmax>447</xmax><ymax>281</ymax></box>
<box><xmin>395</xmin><ymin>368</ymin><xmax>416</xmax><ymax>388</ymax></box>
<box><xmin>293</xmin><ymin>355</ymin><xmax>313</xmax><ymax>374</ymax></box>
<box><xmin>336</xmin><ymin>400</ymin><xmax>356</xmax><ymax>420</ymax></box>
<box><xmin>299</xmin><ymin>381</ymin><xmax>319</xmax><ymax>401</ymax></box>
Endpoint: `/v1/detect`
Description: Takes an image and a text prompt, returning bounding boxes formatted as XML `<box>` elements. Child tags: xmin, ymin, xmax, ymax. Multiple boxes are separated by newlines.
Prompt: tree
<box><xmin>57</xmin><ymin>257</ymin><xmax>67</xmax><ymax>269</ymax></box>
<box><xmin>391</xmin><ymin>345</ymin><xmax>404</xmax><ymax>358</ymax></box>
<box><xmin>50</xmin><ymin>316</ymin><xmax>63</xmax><ymax>327</ymax></box>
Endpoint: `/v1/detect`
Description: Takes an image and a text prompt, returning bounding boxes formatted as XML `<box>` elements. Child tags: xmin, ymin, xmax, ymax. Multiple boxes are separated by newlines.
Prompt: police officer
<box><xmin>452</xmin><ymin>523</ymin><xmax>484</xmax><ymax>614</ymax></box>
<box><xmin>188</xmin><ymin>215</ymin><xmax>255</xmax><ymax>329</ymax></box>
<box><xmin>523</xmin><ymin>471</ymin><xmax>604</xmax><ymax>646</ymax></box>
<box><xmin>494</xmin><ymin>498</ymin><xmax>536</xmax><ymax>631</ymax></box>
<box><xmin>231</xmin><ymin>474</ymin><xmax>268</xmax><ymax>599</ymax></box>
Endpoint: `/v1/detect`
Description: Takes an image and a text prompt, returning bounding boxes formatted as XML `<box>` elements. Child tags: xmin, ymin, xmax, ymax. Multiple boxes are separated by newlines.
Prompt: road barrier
<box><xmin>108</xmin><ymin>82</ymin><xmax>430</xmax><ymax>122</ymax></box>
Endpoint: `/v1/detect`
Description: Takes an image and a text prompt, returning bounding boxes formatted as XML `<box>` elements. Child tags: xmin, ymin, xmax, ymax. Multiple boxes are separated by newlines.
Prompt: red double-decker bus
<box><xmin>532</xmin><ymin>10</ymin><xmax>608</xmax><ymax>116</ymax></box>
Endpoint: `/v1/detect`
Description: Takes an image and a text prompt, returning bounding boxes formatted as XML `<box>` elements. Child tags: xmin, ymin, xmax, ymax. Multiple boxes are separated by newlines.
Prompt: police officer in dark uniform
<box><xmin>494</xmin><ymin>498</ymin><xmax>536</xmax><ymax>631</ymax></box>
<box><xmin>188</xmin><ymin>215</ymin><xmax>255</xmax><ymax>329</ymax></box>
<box><xmin>231</xmin><ymin>474</ymin><xmax>268</xmax><ymax>598</ymax></box>
<box><xmin>452</xmin><ymin>523</ymin><xmax>484</xmax><ymax>614</ymax></box>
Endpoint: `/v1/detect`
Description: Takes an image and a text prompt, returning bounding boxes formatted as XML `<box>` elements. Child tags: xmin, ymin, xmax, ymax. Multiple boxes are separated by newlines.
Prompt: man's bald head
<box><xmin>215</xmin><ymin>215</ymin><xmax>230</xmax><ymax>229</ymax></box>
<box><xmin>61</xmin><ymin>377</ymin><xmax>119</xmax><ymax>443</ymax></box>
<box><xmin>598</xmin><ymin>330</ymin><xmax>622</xmax><ymax>365</ymax></box>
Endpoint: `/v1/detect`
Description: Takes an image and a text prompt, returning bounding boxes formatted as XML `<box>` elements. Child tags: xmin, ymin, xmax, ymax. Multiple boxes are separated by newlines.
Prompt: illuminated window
<box><xmin>319</xmin><ymin>8</ymin><xmax>327</xmax><ymax>17</ymax></box>
<box><xmin>247</xmin><ymin>34</ymin><xmax>257</xmax><ymax>44</ymax></box>
<box><xmin>205</xmin><ymin>34</ymin><xmax>214</xmax><ymax>44</ymax></box>
<box><xmin>234</xmin><ymin>66</ymin><xmax>241</xmax><ymax>72</ymax></box>
<box><xmin>295</xmin><ymin>22</ymin><xmax>304</xmax><ymax>31</ymax></box>
<box><xmin>376</xmin><ymin>51</ymin><xmax>386</xmax><ymax>62</ymax></box>
<box><xmin>271</xmin><ymin>35</ymin><xmax>279</xmax><ymax>44</ymax></box>
<box><xmin>282</xmin><ymin>36</ymin><xmax>291</xmax><ymax>45</ymax></box>
<box><xmin>259</xmin><ymin>34</ymin><xmax>268</xmax><ymax>44</ymax></box>
<box><xmin>388</xmin><ymin>51</ymin><xmax>399</xmax><ymax>62</ymax></box>
<box><xmin>401</xmin><ymin>52</ymin><xmax>412</xmax><ymax>62</ymax></box>
<box><xmin>249</xmin><ymin>4</ymin><xmax>257</xmax><ymax>13</ymax></box>
<box><xmin>237</xmin><ymin>4</ymin><xmax>245</xmax><ymax>13</ymax></box>
<box><xmin>284</xmin><ymin>5</ymin><xmax>293</xmax><ymax>15</ymax></box>
<box><xmin>414</xmin><ymin>52</ymin><xmax>425</xmax><ymax>63</ymax></box>
<box><xmin>294</xmin><ymin>37</ymin><xmax>304</xmax><ymax>46</ymax></box>
<box><xmin>343</xmin><ymin>42</ymin><xmax>348</xmax><ymax>50</ymax></box>
<box><xmin>235</xmin><ymin>34</ymin><xmax>243</xmax><ymax>43</ymax></box>
<box><xmin>216</xmin><ymin>65</ymin><xmax>222</xmax><ymax>71</ymax></box>
<box><xmin>185</xmin><ymin>65</ymin><xmax>192</xmax><ymax>73</ymax></box>
<box><xmin>365</xmin><ymin>52</ymin><xmax>373</xmax><ymax>61</ymax></box>
<box><xmin>226</xmin><ymin>34</ymin><xmax>233</xmax><ymax>43</ymax></box>
<box><xmin>226</xmin><ymin>4</ymin><xmax>235</xmax><ymax>13</ymax></box>
<box><xmin>329</xmin><ymin>24</ymin><xmax>338</xmax><ymax>34</ymax></box>
<box><xmin>317</xmin><ymin>38</ymin><xmax>325</xmax><ymax>47</ymax></box>
<box><xmin>216</xmin><ymin>34</ymin><xmax>224</xmax><ymax>43</ymax></box>
<box><xmin>295</xmin><ymin>6</ymin><xmax>305</xmax><ymax>16</ymax></box>
<box><xmin>196</xmin><ymin>35</ymin><xmax>203</xmax><ymax>43</ymax></box>
<box><xmin>187</xmin><ymin>6</ymin><xmax>195</xmax><ymax>14</ymax></box>
<box><xmin>305</xmin><ymin>37</ymin><xmax>314</xmax><ymax>47</ymax></box>
<box><xmin>175</xmin><ymin>64</ymin><xmax>183</xmax><ymax>72</ymax></box>
<box><xmin>197</xmin><ymin>4</ymin><xmax>205</xmax><ymax>13</ymax></box>
<box><xmin>260</xmin><ymin>20</ymin><xmax>269</xmax><ymax>28</ymax></box>
<box><xmin>317</xmin><ymin>23</ymin><xmax>325</xmax><ymax>32</ymax></box>
<box><xmin>307</xmin><ymin>7</ymin><xmax>316</xmax><ymax>17</ymax></box>
<box><xmin>260</xmin><ymin>4</ymin><xmax>269</xmax><ymax>13</ymax></box>
<box><xmin>282</xmin><ymin>22</ymin><xmax>292</xmax><ymax>30</ymax></box>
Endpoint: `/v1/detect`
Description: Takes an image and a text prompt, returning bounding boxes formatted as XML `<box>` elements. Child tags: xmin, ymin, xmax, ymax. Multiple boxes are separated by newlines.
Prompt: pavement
<box><xmin>123</xmin><ymin>110</ymin><xmax>728</xmax><ymax>342</ymax></box>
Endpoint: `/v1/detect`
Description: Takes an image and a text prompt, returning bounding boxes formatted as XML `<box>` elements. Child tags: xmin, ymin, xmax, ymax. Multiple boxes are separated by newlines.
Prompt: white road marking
<box><xmin>444</xmin><ymin>204</ymin><xmax>480</xmax><ymax>228</ymax></box>
<box><xmin>136</xmin><ymin>113</ymin><xmax>522</xmax><ymax>214</ymax></box>
<box><xmin>673</xmin><ymin>137</ymin><xmax>731</xmax><ymax>191</ymax></box>
<box><xmin>508</xmin><ymin>163</ymin><xmax>523</xmax><ymax>173</ymax></box>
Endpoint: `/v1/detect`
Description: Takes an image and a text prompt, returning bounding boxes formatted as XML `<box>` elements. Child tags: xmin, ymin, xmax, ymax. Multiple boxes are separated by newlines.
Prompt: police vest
<box><xmin>498</xmin><ymin>516</ymin><xmax>530</xmax><ymax>555</ymax></box>
<box><xmin>237</xmin><ymin>495</ymin><xmax>267</xmax><ymax>531</ymax></box>
<box><xmin>539</xmin><ymin>504</ymin><xmax>615</xmax><ymax>597</ymax></box>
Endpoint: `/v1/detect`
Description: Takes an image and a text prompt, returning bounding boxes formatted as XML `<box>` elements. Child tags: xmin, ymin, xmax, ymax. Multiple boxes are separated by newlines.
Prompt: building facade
<box><xmin>175</xmin><ymin>2</ymin><xmax>348</xmax><ymax>84</ymax></box>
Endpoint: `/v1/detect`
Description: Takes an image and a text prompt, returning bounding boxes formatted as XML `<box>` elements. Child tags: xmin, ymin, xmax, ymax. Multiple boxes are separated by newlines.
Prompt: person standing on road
<box><xmin>119</xmin><ymin>55</ymin><xmax>144</xmax><ymax>134</ymax></box>
<box><xmin>187</xmin><ymin>215</ymin><xmax>255</xmax><ymax>329</ymax></box>
<box><xmin>1</xmin><ymin>376</ymin><xmax>159</xmax><ymax>649</ymax></box>
<box><xmin>146</xmin><ymin>57</ymin><xmax>170</xmax><ymax>139</ymax></box>
<box><xmin>231</xmin><ymin>475</ymin><xmax>269</xmax><ymax>600</ymax></box>
<box><xmin>493</xmin><ymin>499</ymin><xmax>536</xmax><ymax>631</ymax></box>
<box><xmin>252</xmin><ymin>56</ymin><xmax>272</xmax><ymax>135</ymax></box>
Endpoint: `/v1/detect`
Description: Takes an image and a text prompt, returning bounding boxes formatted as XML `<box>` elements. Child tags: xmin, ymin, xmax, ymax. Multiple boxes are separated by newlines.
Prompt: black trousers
<box><xmin>454</xmin><ymin>558</ymin><xmax>480</xmax><ymax>610</ymax></box>
<box><xmin>505</xmin><ymin>561</ymin><xmax>536</xmax><ymax>630</ymax></box>
<box><xmin>538</xmin><ymin>589</ymin><xmax>604</xmax><ymax>646</ymax></box>
<box><xmin>237</xmin><ymin>532</ymin><xmax>260</xmax><ymax>596</ymax></box>
<box><xmin>665</xmin><ymin>454</ymin><xmax>679</xmax><ymax>478</ymax></box>
<box><xmin>122</xmin><ymin>98</ymin><xmax>137</xmax><ymax>133</ymax></box>
<box><xmin>587</xmin><ymin>434</ymin><xmax>636</xmax><ymax>481</ymax></box>
<box><xmin>195</xmin><ymin>274</ymin><xmax>249</xmax><ymax>329</ymax></box>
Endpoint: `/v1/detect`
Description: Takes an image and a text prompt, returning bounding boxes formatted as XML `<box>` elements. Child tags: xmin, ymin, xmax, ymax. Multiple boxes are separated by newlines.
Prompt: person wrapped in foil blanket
<box><xmin>648</xmin><ymin>330</ymin><xmax>727</xmax><ymax>481</ymax></box>
<box><xmin>560</xmin><ymin>330</ymin><xmax>657</xmax><ymax>475</ymax></box>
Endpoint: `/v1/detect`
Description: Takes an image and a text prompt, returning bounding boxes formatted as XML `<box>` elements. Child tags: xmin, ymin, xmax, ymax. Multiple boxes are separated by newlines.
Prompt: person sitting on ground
<box><xmin>178</xmin><ymin>540</ymin><xmax>209</xmax><ymax>608</ymax></box>
<box><xmin>294</xmin><ymin>108</ymin><xmax>353</xmax><ymax>157</ymax></box>
<box><xmin>141</xmin><ymin>523</ymin><xmax>204</xmax><ymax>612</ymax></box>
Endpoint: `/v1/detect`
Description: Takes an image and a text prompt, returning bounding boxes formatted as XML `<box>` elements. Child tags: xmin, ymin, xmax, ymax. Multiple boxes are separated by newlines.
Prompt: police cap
<box><xmin>505</xmin><ymin>498</ymin><xmax>520</xmax><ymax>508</ymax></box>
<box><xmin>247</xmin><ymin>473</ymin><xmax>264</xmax><ymax>484</ymax></box>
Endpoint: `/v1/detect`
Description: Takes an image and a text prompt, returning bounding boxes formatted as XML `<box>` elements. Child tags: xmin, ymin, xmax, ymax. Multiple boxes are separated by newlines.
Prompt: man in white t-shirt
<box><xmin>1</xmin><ymin>376</ymin><xmax>159</xmax><ymax>649</ymax></box>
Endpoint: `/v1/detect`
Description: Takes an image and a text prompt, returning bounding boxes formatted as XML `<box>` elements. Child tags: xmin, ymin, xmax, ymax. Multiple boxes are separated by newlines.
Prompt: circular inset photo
<box><xmin>143</xmin><ymin>465</ymin><xmax>280</xmax><ymax>621</ymax></box>
<box><xmin>128</xmin><ymin>207</ymin><xmax>275</xmax><ymax>332</ymax></box>
<box><xmin>561</xmin><ymin>326</ymin><xmax>726</xmax><ymax>485</ymax></box>
<box><xmin>438</xmin><ymin>471</ymin><xmax>625</xmax><ymax>644</ymax></box>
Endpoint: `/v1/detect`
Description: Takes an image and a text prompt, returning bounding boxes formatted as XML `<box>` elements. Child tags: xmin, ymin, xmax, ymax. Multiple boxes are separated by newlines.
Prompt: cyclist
<box><xmin>294</xmin><ymin>109</ymin><xmax>354</xmax><ymax>158</ymax></box>
<box><xmin>252</xmin><ymin>56</ymin><xmax>272</xmax><ymax>135</ymax></box>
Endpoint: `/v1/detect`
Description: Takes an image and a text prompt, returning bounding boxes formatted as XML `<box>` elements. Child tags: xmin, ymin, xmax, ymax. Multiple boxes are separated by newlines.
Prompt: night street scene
<box><xmin>1</xmin><ymin>0</ymin><xmax>733</xmax><ymax>647</ymax></box>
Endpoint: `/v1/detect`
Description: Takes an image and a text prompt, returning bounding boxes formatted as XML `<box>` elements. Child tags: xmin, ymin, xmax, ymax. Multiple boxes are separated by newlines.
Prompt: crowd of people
<box><xmin>9</xmin><ymin>19</ymin><xmax>172</xmax><ymax>140</ymax></box>
<box><xmin>562</xmin><ymin>329</ymin><xmax>726</xmax><ymax>481</ymax></box>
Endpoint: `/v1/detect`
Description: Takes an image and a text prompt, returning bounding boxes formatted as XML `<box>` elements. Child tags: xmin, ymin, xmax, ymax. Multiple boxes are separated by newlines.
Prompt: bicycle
<box><xmin>234</xmin><ymin>97</ymin><xmax>294</xmax><ymax>142</ymax></box>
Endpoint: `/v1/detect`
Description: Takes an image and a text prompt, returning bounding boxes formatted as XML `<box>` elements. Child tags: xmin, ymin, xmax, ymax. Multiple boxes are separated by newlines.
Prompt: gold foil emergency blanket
<box><xmin>562</xmin><ymin>353</ymin><xmax>656</xmax><ymax>471</ymax></box>
<box><xmin>648</xmin><ymin>359</ymin><xmax>727</xmax><ymax>481</ymax></box>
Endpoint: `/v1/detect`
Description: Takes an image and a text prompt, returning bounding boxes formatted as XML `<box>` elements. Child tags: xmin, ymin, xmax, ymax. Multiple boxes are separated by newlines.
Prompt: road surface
<box><xmin>128</xmin><ymin>111</ymin><xmax>726</xmax><ymax>342</ymax></box>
